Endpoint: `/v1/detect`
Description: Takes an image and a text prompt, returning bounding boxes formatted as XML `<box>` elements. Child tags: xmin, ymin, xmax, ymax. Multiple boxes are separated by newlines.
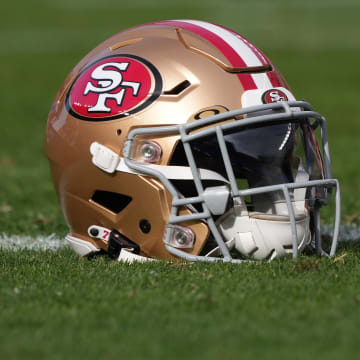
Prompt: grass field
<box><xmin>1</xmin><ymin>0</ymin><xmax>360</xmax><ymax>359</ymax></box>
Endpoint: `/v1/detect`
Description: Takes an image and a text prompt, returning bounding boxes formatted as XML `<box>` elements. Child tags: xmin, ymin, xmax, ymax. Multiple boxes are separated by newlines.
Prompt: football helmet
<box><xmin>45</xmin><ymin>20</ymin><xmax>340</xmax><ymax>263</ymax></box>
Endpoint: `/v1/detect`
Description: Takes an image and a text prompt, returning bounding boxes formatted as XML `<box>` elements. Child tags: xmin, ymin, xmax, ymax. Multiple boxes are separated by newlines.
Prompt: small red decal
<box><xmin>262</xmin><ymin>89</ymin><xmax>288</xmax><ymax>104</ymax></box>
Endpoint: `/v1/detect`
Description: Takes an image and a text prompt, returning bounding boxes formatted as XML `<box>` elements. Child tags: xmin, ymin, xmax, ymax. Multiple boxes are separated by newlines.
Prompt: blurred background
<box><xmin>1</xmin><ymin>0</ymin><xmax>359</xmax><ymax>235</ymax></box>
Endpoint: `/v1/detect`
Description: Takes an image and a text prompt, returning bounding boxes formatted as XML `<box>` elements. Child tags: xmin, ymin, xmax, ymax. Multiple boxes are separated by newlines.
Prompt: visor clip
<box><xmin>107</xmin><ymin>230</ymin><xmax>140</xmax><ymax>260</ymax></box>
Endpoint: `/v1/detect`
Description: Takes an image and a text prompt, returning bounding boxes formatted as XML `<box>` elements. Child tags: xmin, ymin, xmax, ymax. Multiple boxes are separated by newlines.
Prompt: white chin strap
<box><xmin>66</xmin><ymin>234</ymin><xmax>153</xmax><ymax>263</ymax></box>
<box><xmin>90</xmin><ymin>142</ymin><xmax>228</xmax><ymax>183</ymax></box>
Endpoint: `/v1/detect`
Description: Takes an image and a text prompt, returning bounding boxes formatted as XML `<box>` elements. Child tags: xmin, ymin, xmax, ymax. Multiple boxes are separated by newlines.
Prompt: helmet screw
<box><xmin>139</xmin><ymin>219</ymin><xmax>151</xmax><ymax>234</ymax></box>
<box><xmin>139</xmin><ymin>141</ymin><xmax>162</xmax><ymax>163</ymax></box>
<box><xmin>90</xmin><ymin>228</ymin><xmax>99</xmax><ymax>237</ymax></box>
<box><xmin>175</xmin><ymin>231</ymin><xmax>188</xmax><ymax>245</ymax></box>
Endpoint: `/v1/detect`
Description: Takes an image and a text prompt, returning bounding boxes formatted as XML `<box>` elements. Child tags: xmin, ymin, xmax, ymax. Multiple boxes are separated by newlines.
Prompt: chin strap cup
<box><xmin>235</xmin><ymin>232</ymin><xmax>257</xmax><ymax>256</ymax></box>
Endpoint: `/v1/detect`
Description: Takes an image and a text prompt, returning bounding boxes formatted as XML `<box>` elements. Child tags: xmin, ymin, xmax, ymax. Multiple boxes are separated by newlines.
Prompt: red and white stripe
<box><xmin>149</xmin><ymin>20</ymin><xmax>281</xmax><ymax>91</ymax></box>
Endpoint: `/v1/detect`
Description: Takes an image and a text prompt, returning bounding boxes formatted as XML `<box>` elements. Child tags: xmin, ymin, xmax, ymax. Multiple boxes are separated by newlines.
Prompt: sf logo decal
<box><xmin>67</xmin><ymin>55</ymin><xmax>162</xmax><ymax>121</ymax></box>
<box><xmin>83</xmin><ymin>62</ymin><xmax>141</xmax><ymax>113</ymax></box>
<box><xmin>268</xmin><ymin>90</ymin><xmax>285</xmax><ymax>102</ymax></box>
<box><xmin>262</xmin><ymin>89</ymin><xmax>289</xmax><ymax>104</ymax></box>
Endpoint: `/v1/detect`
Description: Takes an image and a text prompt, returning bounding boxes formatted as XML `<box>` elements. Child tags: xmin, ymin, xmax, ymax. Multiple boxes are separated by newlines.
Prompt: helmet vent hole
<box><xmin>163</xmin><ymin>80</ymin><xmax>191</xmax><ymax>95</ymax></box>
<box><xmin>91</xmin><ymin>191</ymin><xmax>132</xmax><ymax>214</ymax></box>
<box><xmin>117</xmin><ymin>129</ymin><xmax>122</xmax><ymax>136</ymax></box>
<box><xmin>139</xmin><ymin>219</ymin><xmax>151</xmax><ymax>234</ymax></box>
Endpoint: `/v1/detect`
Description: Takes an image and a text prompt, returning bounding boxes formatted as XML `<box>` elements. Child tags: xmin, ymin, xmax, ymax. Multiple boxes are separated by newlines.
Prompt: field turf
<box><xmin>1</xmin><ymin>0</ymin><xmax>360</xmax><ymax>359</ymax></box>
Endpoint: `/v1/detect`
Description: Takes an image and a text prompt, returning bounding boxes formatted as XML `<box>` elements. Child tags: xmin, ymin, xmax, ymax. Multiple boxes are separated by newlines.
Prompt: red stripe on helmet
<box><xmin>211</xmin><ymin>22</ymin><xmax>283</xmax><ymax>88</ymax></box>
<box><xmin>150</xmin><ymin>20</ymin><xmax>258</xmax><ymax>90</ymax></box>
<box><xmin>267</xmin><ymin>71</ymin><xmax>282</xmax><ymax>87</ymax></box>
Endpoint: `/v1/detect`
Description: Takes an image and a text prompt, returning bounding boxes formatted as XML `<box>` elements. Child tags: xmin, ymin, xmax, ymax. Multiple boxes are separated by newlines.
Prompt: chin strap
<box><xmin>107</xmin><ymin>230</ymin><xmax>140</xmax><ymax>260</ymax></box>
<box><xmin>90</xmin><ymin>142</ymin><xmax>229</xmax><ymax>183</ymax></box>
<box><xmin>67</xmin><ymin>227</ymin><xmax>153</xmax><ymax>263</ymax></box>
<box><xmin>117</xmin><ymin>249</ymin><xmax>153</xmax><ymax>263</ymax></box>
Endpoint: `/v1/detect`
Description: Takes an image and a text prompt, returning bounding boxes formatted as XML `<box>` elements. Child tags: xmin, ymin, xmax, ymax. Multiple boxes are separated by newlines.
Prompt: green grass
<box><xmin>1</xmin><ymin>247</ymin><xmax>360</xmax><ymax>360</ymax></box>
<box><xmin>1</xmin><ymin>0</ymin><xmax>360</xmax><ymax>359</ymax></box>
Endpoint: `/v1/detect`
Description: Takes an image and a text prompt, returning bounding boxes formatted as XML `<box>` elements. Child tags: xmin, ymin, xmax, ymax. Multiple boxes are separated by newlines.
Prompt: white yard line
<box><xmin>0</xmin><ymin>225</ymin><xmax>359</xmax><ymax>251</ymax></box>
<box><xmin>0</xmin><ymin>233</ymin><xmax>67</xmax><ymax>251</ymax></box>
<box><xmin>321</xmin><ymin>224</ymin><xmax>360</xmax><ymax>243</ymax></box>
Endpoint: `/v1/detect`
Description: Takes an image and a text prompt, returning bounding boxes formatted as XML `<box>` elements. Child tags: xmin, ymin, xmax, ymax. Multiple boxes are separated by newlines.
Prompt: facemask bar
<box><xmin>123</xmin><ymin>101</ymin><xmax>341</xmax><ymax>263</ymax></box>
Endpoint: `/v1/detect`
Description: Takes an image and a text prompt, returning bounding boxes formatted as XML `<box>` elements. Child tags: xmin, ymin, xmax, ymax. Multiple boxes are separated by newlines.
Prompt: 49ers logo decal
<box><xmin>66</xmin><ymin>55</ymin><xmax>162</xmax><ymax>121</ymax></box>
<box><xmin>261</xmin><ymin>89</ymin><xmax>288</xmax><ymax>104</ymax></box>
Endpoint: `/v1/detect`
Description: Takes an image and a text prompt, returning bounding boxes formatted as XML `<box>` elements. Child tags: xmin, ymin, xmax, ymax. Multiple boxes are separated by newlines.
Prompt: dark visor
<box><xmin>170</xmin><ymin>121</ymin><xmax>325</xmax><ymax>200</ymax></box>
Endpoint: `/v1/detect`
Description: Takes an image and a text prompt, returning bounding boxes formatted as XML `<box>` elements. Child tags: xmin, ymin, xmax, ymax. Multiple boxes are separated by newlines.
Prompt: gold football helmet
<box><xmin>45</xmin><ymin>20</ymin><xmax>340</xmax><ymax>263</ymax></box>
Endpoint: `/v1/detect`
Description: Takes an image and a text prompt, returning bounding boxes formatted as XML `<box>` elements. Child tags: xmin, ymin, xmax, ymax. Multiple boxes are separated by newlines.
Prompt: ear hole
<box><xmin>117</xmin><ymin>129</ymin><xmax>122</xmax><ymax>136</ymax></box>
<box><xmin>91</xmin><ymin>191</ymin><xmax>132</xmax><ymax>214</ymax></box>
